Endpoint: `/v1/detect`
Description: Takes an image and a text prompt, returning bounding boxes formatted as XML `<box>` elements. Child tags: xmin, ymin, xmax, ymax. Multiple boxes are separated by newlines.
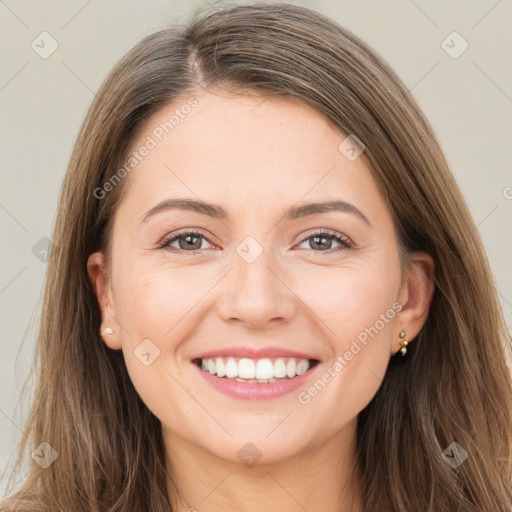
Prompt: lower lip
<box><xmin>193</xmin><ymin>361</ymin><xmax>320</xmax><ymax>400</ymax></box>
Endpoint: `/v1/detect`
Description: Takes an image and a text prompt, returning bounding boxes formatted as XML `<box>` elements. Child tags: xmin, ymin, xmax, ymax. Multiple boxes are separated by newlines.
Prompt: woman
<box><xmin>2</xmin><ymin>2</ymin><xmax>511</xmax><ymax>511</ymax></box>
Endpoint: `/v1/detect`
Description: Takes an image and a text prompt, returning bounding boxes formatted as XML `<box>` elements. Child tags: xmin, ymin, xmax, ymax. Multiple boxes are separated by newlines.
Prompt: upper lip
<box><xmin>193</xmin><ymin>347</ymin><xmax>319</xmax><ymax>361</ymax></box>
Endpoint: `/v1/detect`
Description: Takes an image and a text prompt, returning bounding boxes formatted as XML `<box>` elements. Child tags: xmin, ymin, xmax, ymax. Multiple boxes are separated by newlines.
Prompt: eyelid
<box><xmin>158</xmin><ymin>228</ymin><xmax>217</xmax><ymax>250</ymax></box>
<box><xmin>158</xmin><ymin>227</ymin><xmax>354</xmax><ymax>252</ymax></box>
<box><xmin>295</xmin><ymin>227</ymin><xmax>353</xmax><ymax>245</ymax></box>
<box><xmin>294</xmin><ymin>228</ymin><xmax>350</xmax><ymax>242</ymax></box>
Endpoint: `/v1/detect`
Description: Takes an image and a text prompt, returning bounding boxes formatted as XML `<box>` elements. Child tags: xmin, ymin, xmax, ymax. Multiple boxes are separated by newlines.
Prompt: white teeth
<box><xmin>296</xmin><ymin>360</ymin><xmax>310</xmax><ymax>375</ymax></box>
<box><xmin>256</xmin><ymin>358</ymin><xmax>274</xmax><ymax>379</ymax></box>
<box><xmin>225</xmin><ymin>357</ymin><xmax>238</xmax><ymax>378</ymax></box>
<box><xmin>198</xmin><ymin>356</ymin><xmax>313</xmax><ymax>380</ymax></box>
<box><xmin>238</xmin><ymin>358</ymin><xmax>256</xmax><ymax>379</ymax></box>
<box><xmin>216</xmin><ymin>357</ymin><xmax>226</xmax><ymax>378</ymax></box>
<box><xmin>234</xmin><ymin>378</ymin><xmax>278</xmax><ymax>383</ymax></box>
<box><xmin>286</xmin><ymin>359</ymin><xmax>296</xmax><ymax>378</ymax></box>
<box><xmin>273</xmin><ymin>359</ymin><xmax>287</xmax><ymax>378</ymax></box>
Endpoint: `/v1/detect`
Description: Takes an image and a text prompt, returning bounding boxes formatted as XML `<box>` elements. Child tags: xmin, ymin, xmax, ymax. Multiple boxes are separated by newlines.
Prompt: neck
<box><xmin>163</xmin><ymin>418</ymin><xmax>364</xmax><ymax>512</ymax></box>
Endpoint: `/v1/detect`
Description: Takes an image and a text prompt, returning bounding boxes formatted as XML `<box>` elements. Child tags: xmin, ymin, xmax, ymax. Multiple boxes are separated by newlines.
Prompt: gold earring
<box><xmin>399</xmin><ymin>331</ymin><xmax>408</xmax><ymax>356</ymax></box>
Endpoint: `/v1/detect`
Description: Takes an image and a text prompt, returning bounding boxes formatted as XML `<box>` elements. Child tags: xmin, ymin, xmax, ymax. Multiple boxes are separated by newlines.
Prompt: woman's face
<box><xmin>88</xmin><ymin>90</ymin><xmax>426</xmax><ymax>466</ymax></box>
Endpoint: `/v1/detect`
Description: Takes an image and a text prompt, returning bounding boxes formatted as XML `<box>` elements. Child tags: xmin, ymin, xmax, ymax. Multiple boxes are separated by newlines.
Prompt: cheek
<box><xmin>292</xmin><ymin>296</ymin><xmax>398</xmax><ymax>435</ymax></box>
<box><xmin>293</xmin><ymin>256</ymin><xmax>401</xmax><ymax>404</ymax></box>
<box><xmin>294</xmin><ymin>257</ymin><xmax>400</xmax><ymax>341</ymax></box>
<box><xmin>112</xmin><ymin>265</ymin><xmax>197</xmax><ymax>389</ymax></box>
<box><xmin>116</xmin><ymin>263</ymin><xmax>207</xmax><ymax>341</ymax></box>
<box><xmin>114</xmin><ymin>266</ymin><xmax>206</xmax><ymax>423</ymax></box>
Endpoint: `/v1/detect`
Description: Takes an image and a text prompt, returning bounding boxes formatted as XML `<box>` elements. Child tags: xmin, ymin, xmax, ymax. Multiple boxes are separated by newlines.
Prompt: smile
<box><xmin>192</xmin><ymin>357</ymin><xmax>321</xmax><ymax>400</ymax></box>
<box><xmin>195</xmin><ymin>356</ymin><xmax>318</xmax><ymax>382</ymax></box>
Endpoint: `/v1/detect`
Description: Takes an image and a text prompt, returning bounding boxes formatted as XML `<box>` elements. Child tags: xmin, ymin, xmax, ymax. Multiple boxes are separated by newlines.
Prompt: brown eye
<box><xmin>175</xmin><ymin>233</ymin><xmax>203</xmax><ymax>250</ymax></box>
<box><xmin>310</xmin><ymin>234</ymin><xmax>335</xmax><ymax>250</ymax></box>
<box><xmin>296</xmin><ymin>230</ymin><xmax>353</xmax><ymax>253</ymax></box>
<box><xmin>159</xmin><ymin>231</ymin><xmax>214</xmax><ymax>252</ymax></box>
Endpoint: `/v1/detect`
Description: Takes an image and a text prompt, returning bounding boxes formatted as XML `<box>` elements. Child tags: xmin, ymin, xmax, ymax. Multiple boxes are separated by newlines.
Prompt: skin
<box><xmin>88</xmin><ymin>90</ymin><xmax>434</xmax><ymax>512</ymax></box>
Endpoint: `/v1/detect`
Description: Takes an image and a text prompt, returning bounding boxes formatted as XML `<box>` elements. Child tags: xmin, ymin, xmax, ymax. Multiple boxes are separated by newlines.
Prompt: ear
<box><xmin>87</xmin><ymin>252</ymin><xmax>122</xmax><ymax>350</ymax></box>
<box><xmin>392</xmin><ymin>251</ymin><xmax>435</xmax><ymax>355</ymax></box>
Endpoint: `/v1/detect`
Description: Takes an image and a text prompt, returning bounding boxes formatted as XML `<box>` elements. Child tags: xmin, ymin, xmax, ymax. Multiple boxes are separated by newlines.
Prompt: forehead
<box><xmin>115</xmin><ymin>90</ymin><xmax>385</xmax><ymax>224</ymax></box>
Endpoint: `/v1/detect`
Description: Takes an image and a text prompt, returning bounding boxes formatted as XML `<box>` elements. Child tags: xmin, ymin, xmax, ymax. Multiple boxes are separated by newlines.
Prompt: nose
<box><xmin>216</xmin><ymin>246</ymin><xmax>297</xmax><ymax>328</ymax></box>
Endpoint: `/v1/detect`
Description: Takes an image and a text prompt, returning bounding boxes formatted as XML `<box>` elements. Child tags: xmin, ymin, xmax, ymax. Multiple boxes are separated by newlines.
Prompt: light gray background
<box><xmin>1</xmin><ymin>0</ymin><xmax>511</xmax><ymax>482</ymax></box>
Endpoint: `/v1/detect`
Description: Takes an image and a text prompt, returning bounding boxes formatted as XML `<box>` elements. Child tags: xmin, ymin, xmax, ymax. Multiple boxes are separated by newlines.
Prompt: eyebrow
<box><xmin>283</xmin><ymin>200</ymin><xmax>371</xmax><ymax>226</ymax></box>
<box><xmin>140</xmin><ymin>197</ymin><xmax>371</xmax><ymax>226</ymax></box>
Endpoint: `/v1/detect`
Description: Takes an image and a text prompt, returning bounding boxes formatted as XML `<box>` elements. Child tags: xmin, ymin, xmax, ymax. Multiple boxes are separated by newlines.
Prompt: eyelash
<box><xmin>158</xmin><ymin>228</ymin><xmax>353</xmax><ymax>255</ymax></box>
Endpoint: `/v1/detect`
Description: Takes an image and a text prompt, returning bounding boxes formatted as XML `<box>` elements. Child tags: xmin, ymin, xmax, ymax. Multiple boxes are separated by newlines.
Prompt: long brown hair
<box><xmin>2</xmin><ymin>2</ymin><xmax>511</xmax><ymax>510</ymax></box>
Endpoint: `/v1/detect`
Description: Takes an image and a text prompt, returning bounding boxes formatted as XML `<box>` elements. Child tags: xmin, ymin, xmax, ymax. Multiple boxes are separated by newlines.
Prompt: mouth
<box><xmin>192</xmin><ymin>356</ymin><xmax>321</xmax><ymax>383</ymax></box>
